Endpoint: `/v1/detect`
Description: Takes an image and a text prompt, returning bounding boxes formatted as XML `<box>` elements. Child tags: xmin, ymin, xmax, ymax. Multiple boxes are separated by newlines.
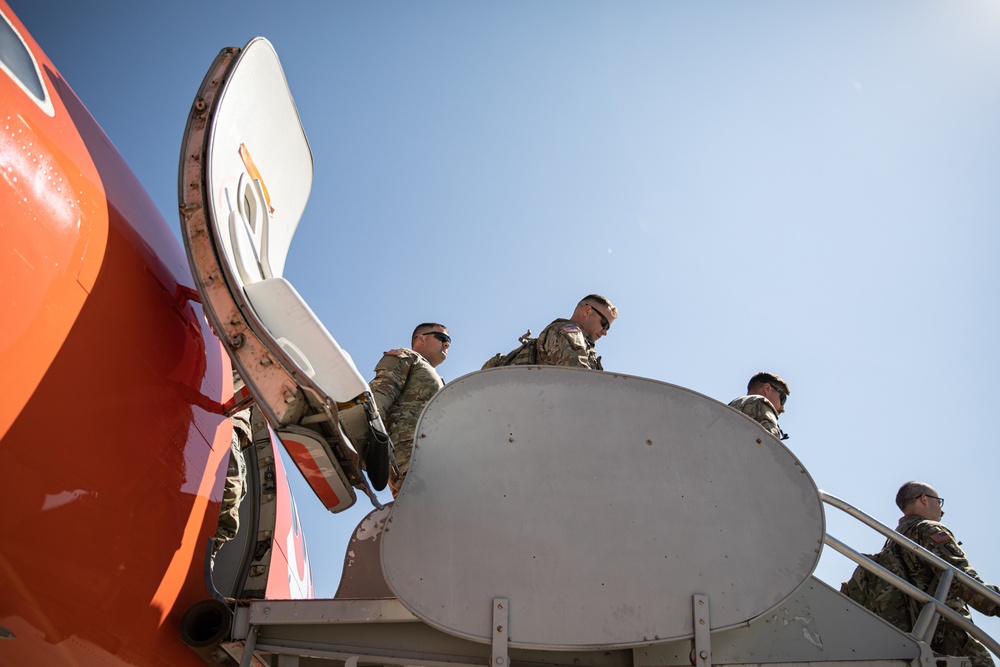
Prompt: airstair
<box><xmin>177</xmin><ymin>367</ymin><xmax>1000</xmax><ymax>667</ymax></box>
<box><xmin>175</xmin><ymin>37</ymin><xmax>1000</xmax><ymax>667</ymax></box>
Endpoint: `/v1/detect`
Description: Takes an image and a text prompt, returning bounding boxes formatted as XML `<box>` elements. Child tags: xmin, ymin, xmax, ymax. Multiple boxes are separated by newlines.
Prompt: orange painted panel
<box><xmin>0</xmin><ymin>6</ymin><xmax>108</xmax><ymax>440</ymax></box>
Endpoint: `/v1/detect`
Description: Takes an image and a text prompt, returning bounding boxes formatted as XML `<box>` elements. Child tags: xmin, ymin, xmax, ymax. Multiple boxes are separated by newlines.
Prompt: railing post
<box><xmin>912</xmin><ymin>569</ymin><xmax>953</xmax><ymax>643</ymax></box>
<box><xmin>492</xmin><ymin>598</ymin><xmax>509</xmax><ymax>667</ymax></box>
<box><xmin>693</xmin><ymin>594</ymin><xmax>712</xmax><ymax>667</ymax></box>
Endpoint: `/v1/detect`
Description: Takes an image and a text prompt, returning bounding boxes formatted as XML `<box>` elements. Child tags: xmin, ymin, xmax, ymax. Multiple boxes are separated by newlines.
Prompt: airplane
<box><xmin>4</xmin><ymin>3</ymin><xmax>1000</xmax><ymax>667</ymax></box>
<box><xmin>0</xmin><ymin>3</ymin><xmax>324</xmax><ymax>665</ymax></box>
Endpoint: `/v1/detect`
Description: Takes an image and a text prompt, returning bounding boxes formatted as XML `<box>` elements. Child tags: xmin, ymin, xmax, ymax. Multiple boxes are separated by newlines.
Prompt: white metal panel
<box><xmin>206</xmin><ymin>37</ymin><xmax>312</xmax><ymax>281</ymax></box>
<box><xmin>381</xmin><ymin>367</ymin><xmax>825</xmax><ymax>649</ymax></box>
<box><xmin>243</xmin><ymin>277</ymin><xmax>368</xmax><ymax>403</ymax></box>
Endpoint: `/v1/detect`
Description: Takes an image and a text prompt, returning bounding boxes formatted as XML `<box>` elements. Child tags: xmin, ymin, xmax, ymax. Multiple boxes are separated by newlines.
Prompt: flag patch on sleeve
<box><xmin>562</xmin><ymin>325</ymin><xmax>581</xmax><ymax>334</ymax></box>
<box><xmin>930</xmin><ymin>531</ymin><xmax>952</xmax><ymax>543</ymax></box>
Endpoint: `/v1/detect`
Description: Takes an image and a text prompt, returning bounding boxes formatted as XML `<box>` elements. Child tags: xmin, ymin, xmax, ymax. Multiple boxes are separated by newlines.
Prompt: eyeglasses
<box><xmin>923</xmin><ymin>494</ymin><xmax>945</xmax><ymax>508</ymax></box>
<box><xmin>422</xmin><ymin>331</ymin><xmax>451</xmax><ymax>344</ymax></box>
<box><xmin>590</xmin><ymin>306</ymin><xmax>610</xmax><ymax>331</ymax></box>
<box><xmin>768</xmin><ymin>383</ymin><xmax>787</xmax><ymax>406</ymax></box>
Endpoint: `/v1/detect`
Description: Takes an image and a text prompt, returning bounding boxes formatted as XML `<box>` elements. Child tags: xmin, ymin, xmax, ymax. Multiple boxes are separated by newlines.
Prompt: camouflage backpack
<box><xmin>840</xmin><ymin>539</ymin><xmax>920</xmax><ymax>631</ymax></box>
<box><xmin>482</xmin><ymin>330</ymin><xmax>538</xmax><ymax>369</ymax></box>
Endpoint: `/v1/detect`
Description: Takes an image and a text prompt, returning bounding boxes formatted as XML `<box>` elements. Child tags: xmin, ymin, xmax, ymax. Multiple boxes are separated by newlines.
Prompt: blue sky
<box><xmin>10</xmin><ymin>0</ymin><xmax>1000</xmax><ymax>644</ymax></box>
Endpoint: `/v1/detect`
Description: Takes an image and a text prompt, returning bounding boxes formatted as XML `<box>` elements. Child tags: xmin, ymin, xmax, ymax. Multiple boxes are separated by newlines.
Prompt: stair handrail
<box><xmin>821</xmin><ymin>491</ymin><xmax>1000</xmax><ymax>657</ymax></box>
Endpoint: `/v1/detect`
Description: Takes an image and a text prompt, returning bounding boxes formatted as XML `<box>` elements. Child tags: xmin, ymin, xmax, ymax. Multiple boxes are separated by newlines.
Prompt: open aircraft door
<box><xmin>178</xmin><ymin>38</ymin><xmax>389</xmax><ymax>514</ymax></box>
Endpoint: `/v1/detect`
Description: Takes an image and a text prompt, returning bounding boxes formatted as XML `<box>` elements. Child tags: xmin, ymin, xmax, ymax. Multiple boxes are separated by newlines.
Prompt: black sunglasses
<box><xmin>768</xmin><ymin>383</ymin><xmax>787</xmax><ymax>406</ymax></box>
<box><xmin>423</xmin><ymin>331</ymin><xmax>451</xmax><ymax>344</ymax></box>
<box><xmin>590</xmin><ymin>306</ymin><xmax>610</xmax><ymax>331</ymax></box>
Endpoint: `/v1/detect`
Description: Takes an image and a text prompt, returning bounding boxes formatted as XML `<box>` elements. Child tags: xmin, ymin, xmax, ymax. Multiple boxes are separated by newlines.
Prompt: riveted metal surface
<box><xmin>382</xmin><ymin>367</ymin><xmax>824</xmax><ymax>649</ymax></box>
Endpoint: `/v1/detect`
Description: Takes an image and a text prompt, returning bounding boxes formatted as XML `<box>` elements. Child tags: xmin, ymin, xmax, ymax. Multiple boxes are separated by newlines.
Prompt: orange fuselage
<box><xmin>0</xmin><ymin>3</ymin><xmax>275</xmax><ymax>665</ymax></box>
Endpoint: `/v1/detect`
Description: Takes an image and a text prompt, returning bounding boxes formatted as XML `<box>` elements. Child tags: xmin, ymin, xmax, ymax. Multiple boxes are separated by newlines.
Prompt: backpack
<box><xmin>840</xmin><ymin>539</ymin><xmax>920</xmax><ymax>631</ymax></box>
<box><xmin>482</xmin><ymin>330</ymin><xmax>538</xmax><ymax>369</ymax></box>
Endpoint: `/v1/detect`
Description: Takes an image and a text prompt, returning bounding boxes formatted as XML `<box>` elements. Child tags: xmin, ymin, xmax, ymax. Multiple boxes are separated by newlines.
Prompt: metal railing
<box><xmin>821</xmin><ymin>491</ymin><xmax>1000</xmax><ymax>657</ymax></box>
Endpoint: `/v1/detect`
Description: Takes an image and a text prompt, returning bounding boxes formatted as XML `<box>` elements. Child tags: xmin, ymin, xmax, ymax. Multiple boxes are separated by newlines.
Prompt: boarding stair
<box><xmin>176</xmin><ymin>37</ymin><xmax>1000</xmax><ymax>667</ymax></box>
<box><xmin>178</xmin><ymin>367</ymin><xmax>1000</xmax><ymax>667</ymax></box>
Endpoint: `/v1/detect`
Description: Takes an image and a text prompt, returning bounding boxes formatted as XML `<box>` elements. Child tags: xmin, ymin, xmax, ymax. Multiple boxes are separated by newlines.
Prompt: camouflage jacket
<box><xmin>897</xmin><ymin>515</ymin><xmax>1000</xmax><ymax>617</ymax></box>
<box><xmin>369</xmin><ymin>348</ymin><xmax>444</xmax><ymax>475</ymax></box>
<box><xmin>728</xmin><ymin>395</ymin><xmax>781</xmax><ymax>440</ymax></box>
<box><xmin>231</xmin><ymin>370</ymin><xmax>252</xmax><ymax>445</ymax></box>
<box><xmin>535</xmin><ymin>318</ymin><xmax>603</xmax><ymax>370</ymax></box>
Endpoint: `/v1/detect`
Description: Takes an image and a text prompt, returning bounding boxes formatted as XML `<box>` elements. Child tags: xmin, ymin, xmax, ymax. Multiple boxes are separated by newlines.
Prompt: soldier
<box><xmin>213</xmin><ymin>371</ymin><xmax>252</xmax><ymax>564</ymax></box>
<box><xmin>893</xmin><ymin>481</ymin><xmax>1000</xmax><ymax>667</ymax></box>
<box><xmin>484</xmin><ymin>295</ymin><xmax>618</xmax><ymax>371</ymax></box>
<box><xmin>212</xmin><ymin>412</ymin><xmax>250</xmax><ymax>562</ymax></box>
<box><xmin>370</xmin><ymin>323</ymin><xmax>450</xmax><ymax>496</ymax></box>
<box><xmin>728</xmin><ymin>372</ymin><xmax>789</xmax><ymax>440</ymax></box>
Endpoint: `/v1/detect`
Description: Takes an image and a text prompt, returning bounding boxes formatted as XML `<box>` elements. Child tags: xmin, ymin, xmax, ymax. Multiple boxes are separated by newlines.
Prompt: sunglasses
<box><xmin>591</xmin><ymin>306</ymin><xmax>610</xmax><ymax>331</ymax></box>
<box><xmin>422</xmin><ymin>331</ymin><xmax>451</xmax><ymax>344</ymax></box>
<box><xmin>768</xmin><ymin>383</ymin><xmax>787</xmax><ymax>406</ymax></box>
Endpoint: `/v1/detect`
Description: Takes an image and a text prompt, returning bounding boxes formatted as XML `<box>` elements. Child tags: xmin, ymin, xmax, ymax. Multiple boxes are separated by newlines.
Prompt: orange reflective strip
<box><xmin>238</xmin><ymin>143</ymin><xmax>274</xmax><ymax>213</ymax></box>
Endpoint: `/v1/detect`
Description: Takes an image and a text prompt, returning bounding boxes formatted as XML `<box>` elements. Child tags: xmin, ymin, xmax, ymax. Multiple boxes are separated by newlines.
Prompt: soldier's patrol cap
<box><xmin>748</xmin><ymin>371</ymin><xmax>789</xmax><ymax>395</ymax></box>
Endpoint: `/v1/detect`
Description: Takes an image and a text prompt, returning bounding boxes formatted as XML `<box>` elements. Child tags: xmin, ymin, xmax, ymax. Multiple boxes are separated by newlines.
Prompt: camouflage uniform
<box><xmin>213</xmin><ymin>407</ymin><xmax>251</xmax><ymax>557</ymax></box>
<box><xmin>370</xmin><ymin>348</ymin><xmax>444</xmax><ymax>486</ymax></box>
<box><xmin>897</xmin><ymin>515</ymin><xmax>1000</xmax><ymax>667</ymax></box>
<box><xmin>727</xmin><ymin>395</ymin><xmax>781</xmax><ymax>439</ymax></box>
<box><xmin>535</xmin><ymin>318</ymin><xmax>603</xmax><ymax>370</ymax></box>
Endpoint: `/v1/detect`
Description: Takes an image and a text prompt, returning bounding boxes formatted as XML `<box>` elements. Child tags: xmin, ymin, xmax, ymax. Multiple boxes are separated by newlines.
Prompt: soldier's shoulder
<box><xmin>728</xmin><ymin>395</ymin><xmax>750</xmax><ymax>408</ymax></box>
<box><xmin>911</xmin><ymin>517</ymin><xmax>949</xmax><ymax>531</ymax></box>
<box><xmin>560</xmin><ymin>323</ymin><xmax>584</xmax><ymax>337</ymax></box>
<box><xmin>918</xmin><ymin>521</ymin><xmax>965</xmax><ymax>558</ymax></box>
<box><xmin>383</xmin><ymin>347</ymin><xmax>416</xmax><ymax>358</ymax></box>
<box><xmin>906</xmin><ymin>517</ymin><xmax>955</xmax><ymax>541</ymax></box>
<box><xmin>923</xmin><ymin>521</ymin><xmax>955</xmax><ymax>543</ymax></box>
<box><xmin>543</xmin><ymin>318</ymin><xmax>587</xmax><ymax>344</ymax></box>
<box><xmin>539</xmin><ymin>318</ymin><xmax>571</xmax><ymax>333</ymax></box>
<box><xmin>729</xmin><ymin>394</ymin><xmax>774</xmax><ymax>413</ymax></box>
<box><xmin>375</xmin><ymin>347</ymin><xmax>418</xmax><ymax>370</ymax></box>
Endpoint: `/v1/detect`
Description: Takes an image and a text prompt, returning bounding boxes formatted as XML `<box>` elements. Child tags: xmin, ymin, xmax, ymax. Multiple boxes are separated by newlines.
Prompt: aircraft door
<box><xmin>178</xmin><ymin>38</ymin><xmax>389</xmax><ymax>513</ymax></box>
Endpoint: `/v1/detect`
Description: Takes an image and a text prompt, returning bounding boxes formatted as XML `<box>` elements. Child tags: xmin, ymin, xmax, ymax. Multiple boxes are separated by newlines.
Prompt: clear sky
<box><xmin>10</xmin><ymin>0</ymin><xmax>1000</xmax><ymax>647</ymax></box>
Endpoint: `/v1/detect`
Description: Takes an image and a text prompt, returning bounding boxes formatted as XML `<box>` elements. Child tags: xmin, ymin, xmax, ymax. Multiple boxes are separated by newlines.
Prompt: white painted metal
<box><xmin>203</xmin><ymin>38</ymin><xmax>368</xmax><ymax>407</ymax></box>
<box><xmin>206</xmin><ymin>38</ymin><xmax>311</xmax><ymax>280</ymax></box>
<box><xmin>181</xmin><ymin>37</ymin><xmax>389</xmax><ymax>511</ymax></box>
<box><xmin>381</xmin><ymin>367</ymin><xmax>825</xmax><ymax>649</ymax></box>
<box><xmin>242</xmin><ymin>277</ymin><xmax>369</xmax><ymax>403</ymax></box>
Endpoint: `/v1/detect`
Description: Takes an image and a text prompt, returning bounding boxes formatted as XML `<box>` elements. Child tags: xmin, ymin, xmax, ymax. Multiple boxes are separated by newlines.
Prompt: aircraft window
<box><xmin>0</xmin><ymin>11</ymin><xmax>54</xmax><ymax>116</ymax></box>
